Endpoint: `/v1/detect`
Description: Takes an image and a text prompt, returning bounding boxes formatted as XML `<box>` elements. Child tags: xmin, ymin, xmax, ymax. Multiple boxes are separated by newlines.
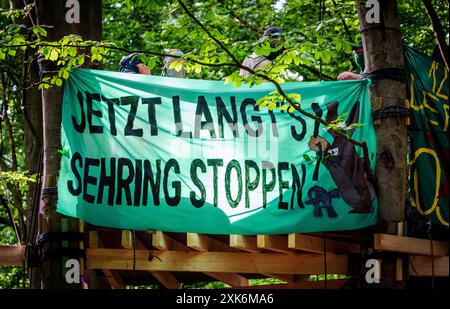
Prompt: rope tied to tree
<box><xmin>363</xmin><ymin>68</ymin><xmax>406</xmax><ymax>82</ymax></box>
<box><xmin>371</xmin><ymin>104</ymin><xmax>409</xmax><ymax>121</ymax></box>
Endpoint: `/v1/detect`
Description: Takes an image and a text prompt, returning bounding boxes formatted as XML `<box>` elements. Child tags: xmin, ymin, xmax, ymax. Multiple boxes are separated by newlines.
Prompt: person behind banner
<box><xmin>337</xmin><ymin>41</ymin><xmax>365</xmax><ymax>80</ymax></box>
<box><xmin>239</xmin><ymin>27</ymin><xmax>285</xmax><ymax>77</ymax></box>
<box><xmin>119</xmin><ymin>53</ymin><xmax>151</xmax><ymax>75</ymax></box>
<box><xmin>162</xmin><ymin>49</ymin><xmax>187</xmax><ymax>78</ymax></box>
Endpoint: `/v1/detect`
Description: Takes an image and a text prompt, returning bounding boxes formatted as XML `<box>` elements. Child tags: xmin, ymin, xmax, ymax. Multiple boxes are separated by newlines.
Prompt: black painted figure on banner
<box><xmin>239</xmin><ymin>27</ymin><xmax>285</xmax><ymax>77</ymax></box>
<box><xmin>119</xmin><ymin>53</ymin><xmax>151</xmax><ymax>75</ymax></box>
<box><xmin>307</xmin><ymin>101</ymin><xmax>375</xmax><ymax>213</ymax></box>
<box><xmin>305</xmin><ymin>186</ymin><xmax>339</xmax><ymax>218</ymax></box>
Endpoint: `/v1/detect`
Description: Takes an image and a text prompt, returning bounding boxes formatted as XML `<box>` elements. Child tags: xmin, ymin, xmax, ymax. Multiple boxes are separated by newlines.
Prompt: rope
<box><xmin>426</xmin><ymin>221</ymin><xmax>435</xmax><ymax>290</ymax></box>
<box><xmin>323</xmin><ymin>233</ymin><xmax>327</xmax><ymax>289</ymax></box>
<box><xmin>360</xmin><ymin>25</ymin><xmax>402</xmax><ymax>36</ymax></box>
<box><xmin>132</xmin><ymin>230</ymin><xmax>136</xmax><ymax>289</ymax></box>
<box><xmin>25</xmin><ymin>146</ymin><xmax>43</xmax><ymax>288</ymax></box>
<box><xmin>362</xmin><ymin>68</ymin><xmax>406</xmax><ymax>82</ymax></box>
<box><xmin>372</xmin><ymin>104</ymin><xmax>409</xmax><ymax>121</ymax></box>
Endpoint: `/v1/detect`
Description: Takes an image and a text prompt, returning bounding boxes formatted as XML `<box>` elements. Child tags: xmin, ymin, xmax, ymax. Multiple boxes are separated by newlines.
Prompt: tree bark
<box><xmin>421</xmin><ymin>0</ymin><xmax>449</xmax><ymax>70</ymax></box>
<box><xmin>35</xmin><ymin>0</ymin><xmax>102</xmax><ymax>289</ymax></box>
<box><xmin>358</xmin><ymin>0</ymin><xmax>407</xmax><ymax>288</ymax></box>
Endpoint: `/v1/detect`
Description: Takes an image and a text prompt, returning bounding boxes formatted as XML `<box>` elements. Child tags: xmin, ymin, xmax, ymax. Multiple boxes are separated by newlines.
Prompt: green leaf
<box><xmin>55</xmin><ymin>78</ymin><xmax>63</xmax><ymax>87</ymax></box>
<box><xmin>49</xmin><ymin>49</ymin><xmax>58</xmax><ymax>61</ymax></box>
<box><xmin>288</xmin><ymin>106</ymin><xmax>295</xmax><ymax>113</ymax></box>
<box><xmin>280</xmin><ymin>104</ymin><xmax>289</xmax><ymax>111</ymax></box>
<box><xmin>224</xmin><ymin>75</ymin><xmax>234</xmax><ymax>85</ymax></box>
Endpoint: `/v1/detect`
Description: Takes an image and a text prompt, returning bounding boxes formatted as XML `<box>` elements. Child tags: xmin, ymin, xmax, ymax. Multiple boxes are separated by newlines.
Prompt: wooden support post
<box><xmin>288</xmin><ymin>234</ymin><xmax>360</xmax><ymax>254</ymax></box>
<box><xmin>230</xmin><ymin>235</ymin><xmax>260</xmax><ymax>252</ymax></box>
<box><xmin>257</xmin><ymin>235</ymin><xmax>295</xmax><ymax>253</ymax></box>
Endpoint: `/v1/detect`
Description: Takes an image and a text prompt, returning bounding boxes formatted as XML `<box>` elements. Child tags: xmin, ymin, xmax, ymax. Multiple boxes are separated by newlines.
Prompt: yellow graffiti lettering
<box><xmin>436</xmin><ymin>206</ymin><xmax>449</xmax><ymax>227</ymax></box>
<box><xmin>410</xmin><ymin>148</ymin><xmax>441</xmax><ymax>216</ymax></box>
<box><xmin>436</xmin><ymin>68</ymin><xmax>448</xmax><ymax>100</ymax></box>
<box><xmin>428</xmin><ymin>61</ymin><xmax>438</xmax><ymax>93</ymax></box>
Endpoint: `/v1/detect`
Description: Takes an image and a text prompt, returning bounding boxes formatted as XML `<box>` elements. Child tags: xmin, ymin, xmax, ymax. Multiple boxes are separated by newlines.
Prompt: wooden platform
<box><xmin>1</xmin><ymin>232</ymin><xmax>448</xmax><ymax>288</ymax></box>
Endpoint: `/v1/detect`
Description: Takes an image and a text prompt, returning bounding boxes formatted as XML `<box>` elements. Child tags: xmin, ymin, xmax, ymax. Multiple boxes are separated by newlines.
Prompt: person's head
<box><xmin>259</xmin><ymin>27</ymin><xmax>285</xmax><ymax>61</ymax></box>
<box><xmin>351</xmin><ymin>41</ymin><xmax>365</xmax><ymax>72</ymax></box>
<box><xmin>162</xmin><ymin>49</ymin><xmax>186</xmax><ymax>78</ymax></box>
<box><xmin>119</xmin><ymin>53</ymin><xmax>150</xmax><ymax>74</ymax></box>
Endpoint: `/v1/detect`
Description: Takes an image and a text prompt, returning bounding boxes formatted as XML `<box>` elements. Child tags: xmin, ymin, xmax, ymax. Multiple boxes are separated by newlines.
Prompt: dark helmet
<box><xmin>119</xmin><ymin>53</ymin><xmax>143</xmax><ymax>73</ymax></box>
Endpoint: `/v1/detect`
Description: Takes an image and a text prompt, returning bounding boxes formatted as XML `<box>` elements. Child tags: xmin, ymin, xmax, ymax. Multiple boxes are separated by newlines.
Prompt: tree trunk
<box><xmin>35</xmin><ymin>0</ymin><xmax>102</xmax><ymax>289</ymax></box>
<box><xmin>358</xmin><ymin>0</ymin><xmax>407</xmax><ymax>288</ymax></box>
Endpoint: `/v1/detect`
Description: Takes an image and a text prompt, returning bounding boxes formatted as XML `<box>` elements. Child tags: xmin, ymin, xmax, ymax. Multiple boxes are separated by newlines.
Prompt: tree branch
<box><xmin>421</xmin><ymin>0</ymin><xmax>450</xmax><ymax>70</ymax></box>
<box><xmin>176</xmin><ymin>0</ymin><xmax>376</xmax><ymax>186</ymax></box>
<box><xmin>0</xmin><ymin>194</ymin><xmax>21</xmax><ymax>243</ymax></box>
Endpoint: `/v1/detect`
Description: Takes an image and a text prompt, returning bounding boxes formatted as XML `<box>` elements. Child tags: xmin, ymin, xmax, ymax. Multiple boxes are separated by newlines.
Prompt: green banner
<box><xmin>406</xmin><ymin>47</ymin><xmax>449</xmax><ymax>228</ymax></box>
<box><xmin>57</xmin><ymin>69</ymin><xmax>377</xmax><ymax>234</ymax></box>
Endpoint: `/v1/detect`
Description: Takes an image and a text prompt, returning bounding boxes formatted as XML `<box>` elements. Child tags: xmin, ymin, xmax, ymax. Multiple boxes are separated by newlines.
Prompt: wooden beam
<box><xmin>152</xmin><ymin>231</ymin><xmax>187</xmax><ymax>251</ymax></box>
<box><xmin>409</xmin><ymin>256</ymin><xmax>449</xmax><ymax>277</ymax></box>
<box><xmin>230</xmin><ymin>235</ymin><xmax>260</xmax><ymax>253</ymax></box>
<box><xmin>0</xmin><ymin>245</ymin><xmax>24</xmax><ymax>266</ymax></box>
<box><xmin>374</xmin><ymin>234</ymin><xmax>448</xmax><ymax>256</ymax></box>
<box><xmin>96</xmin><ymin>232</ymin><xmax>125</xmax><ymax>289</ymax></box>
<box><xmin>89</xmin><ymin>231</ymin><xmax>98</xmax><ymax>248</ymax></box>
<box><xmin>205</xmin><ymin>272</ymin><xmax>249</xmax><ymax>287</ymax></box>
<box><xmin>262</xmin><ymin>274</ymin><xmax>310</xmax><ymax>283</ymax></box>
<box><xmin>151</xmin><ymin>271</ymin><xmax>181</xmax><ymax>289</ymax></box>
<box><xmin>102</xmin><ymin>268</ymin><xmax>125</xmax><ymax>289</ymax></box>
<box><xmin>87</xmin><ymin>249</ymin><xmax>348</xmax><ymax>275</ymax></box>
<box><xmin>288</xmin><ymin>234</ymin><xmax>360</xmax><ymax>254</ymax></box>
<box><xmin>121</xmin><ymin>230</ymin><xmax>132</xmax><ymax>249</ymax></box>
<box><xmin>187</xmin><ymin>233</ymin><xmax>238</xmax><ymax>252</ymax></box>
<box><xmin>257</xmin><ymin>235</ymin><xmax>294</xmax><ymax>253</ymax></box>
<box><xmin>234</xmin><ymin>279</ymin><xmax>348</xmax><ymax>289</ymax></box>
<box><xmin>131</xmin><ymin>233</ymin><xmax>182</xmax><ymax>289</ymax></box>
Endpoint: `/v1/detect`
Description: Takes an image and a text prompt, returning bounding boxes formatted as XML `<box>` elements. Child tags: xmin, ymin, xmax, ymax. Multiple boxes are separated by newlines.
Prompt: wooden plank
<box><xmin>374</xmin><ymin>234</ymin><xmax>448</xmax><ymax>256</ymax></box>
<box><xmin>234</xmin><ymin>279</ymin><xmax>348</xmax><ymax>289</ymax></box>
<box><xmin>89</xmin><ymin>231</ymin><xmax>98</xmax><ymax>248</ymax></box>
<box><xmin>262</xmin><ymin>274</ymin><xmax>310</xmax><ymax>283</ymax></box>
<box><xmin>0</xmin><ymin>245</ymin><xmax>24</xmax><ymax>266</ymax></box>
<box><xmin>187</xmin><ymin>233</ymin><xmax>238</xmax><ymax>252</ymax></box>
<box><xmin>395</xmin><ymin>222</ymin><xmax>404</xmax><ymax>281</ymax></box>
<box><xmin>288</xmin><ymin>234</ymin><xmax>360</xmax><ymax>254</ymax></box>
<box><xmin>257</xmin><ymin>235</ymin><xmax>295</xmax><ymax>253</ymax></box>
<box><xmin>121</xmin><ymin>230</ymin><xmax>132</xmax><ymax>249</ymax></box>
<box><xmin>409</xmin><ymin>256</ymin><xmax>449</xmax><ymax>277</ymax></box>
<box><xmin>102</xmin><ymin>268</ymin><xmax>125</xmax><ymax>289</ymax></box>
<box><xmin>96</xmin><ymin>234</ymin><xmax>125</xmax><ymax>289</ymax></box>
<box><xmin>86</xmin><ymin>249</ymin><xmax>348</xmax><ymax>275</ymax></box>
<box><xmin>204</xmin><ymin>272</ymin><xmax>249</xmax><ymax>287</ymax></box>
<box><xmin>230</xmin><ymin>235</ymin><xmax>260</xmax><ymax>253</ymax></box>
<box><xmin>151</xmin><ymin>271</ymin><xmax>181</xmax><ymax>289</ymax></box>
<box><xmin>152</xmin><ymin>231</ymin><xmax>187</xmax><ymax>251</ymax></box>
